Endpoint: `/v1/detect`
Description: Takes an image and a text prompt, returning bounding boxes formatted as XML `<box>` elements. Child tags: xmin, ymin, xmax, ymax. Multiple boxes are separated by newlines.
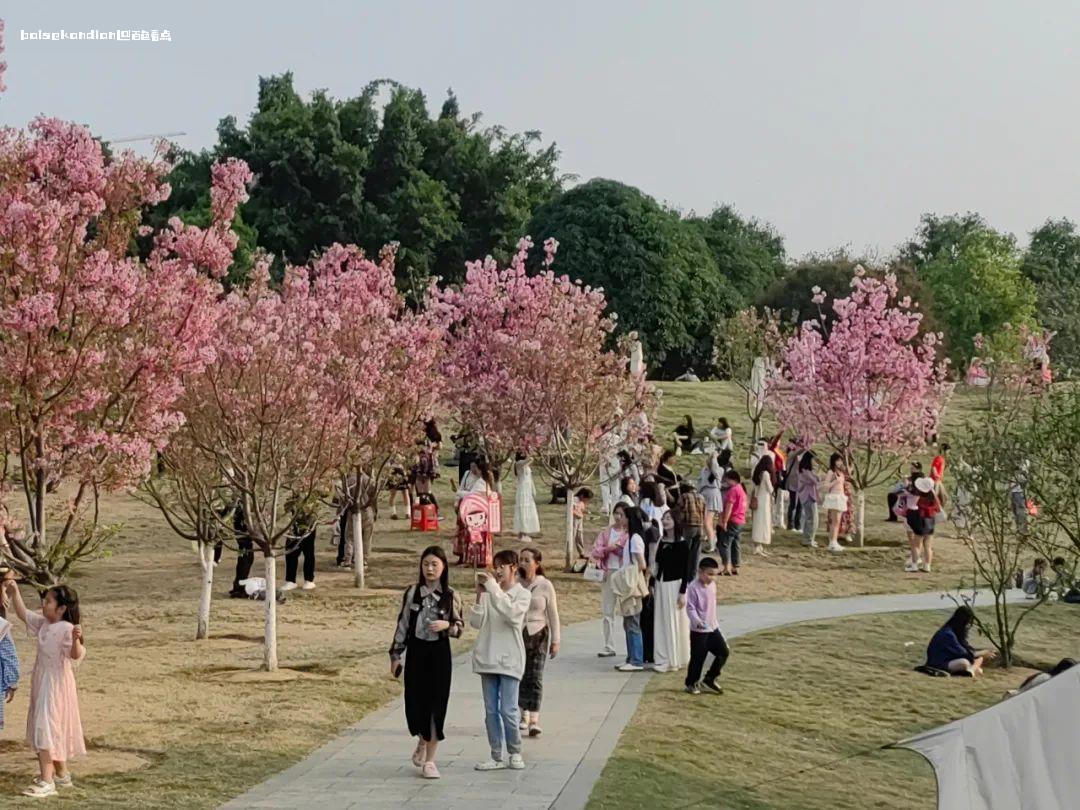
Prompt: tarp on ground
<box><xmin>892</xmin><ymin>667</ymin><xmax>1080</xmax><ymax>810</ymax></box>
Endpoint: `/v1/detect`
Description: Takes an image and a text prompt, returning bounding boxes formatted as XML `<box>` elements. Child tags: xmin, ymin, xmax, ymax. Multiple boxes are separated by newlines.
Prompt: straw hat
<box><xmin>914</xmin><ymin>476</ymin><xmax>935</xmax><ymax>494</ymax></box>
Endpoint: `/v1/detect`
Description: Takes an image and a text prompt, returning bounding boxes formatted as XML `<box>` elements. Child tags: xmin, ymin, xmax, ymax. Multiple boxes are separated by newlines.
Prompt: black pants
<box><xmin>641</xmin><ymin>593</ymin><xmax>655</xmax><ymax>664</ymax></box>
<box><xmin>887</xmin><ymin>492</ymin><xmax>899</xmax><ymax>521</ymax></box>
<box><xmin>336</xmin><ymin>511</ymin><xmax>349</xmax><ymax>565</ymax></box>
<box><xmin>787</xmin><ymin>493</ymin><xmax>801</xmax><ymax>531</ymax></box>
<box><xmin>686</xmin><ymin>629</ymin><xmax>730</xmax><ymax>687</ymax></box>
<box><xmin>231</xmin><ymin>536</ymin><xmax>254</xmax><ymax>593</ymax></box>
<box><xmin>285</xmin><ymin>530</ymin><xmax>316</xmax><ymax>583</ymax></box>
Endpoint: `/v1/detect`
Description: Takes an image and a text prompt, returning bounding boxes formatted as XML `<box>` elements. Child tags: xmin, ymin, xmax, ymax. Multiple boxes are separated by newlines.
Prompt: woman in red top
<box><xmin>930</xmin><ymin>443</ymin><xmax>949</xmax><ymax>482</ymax></box>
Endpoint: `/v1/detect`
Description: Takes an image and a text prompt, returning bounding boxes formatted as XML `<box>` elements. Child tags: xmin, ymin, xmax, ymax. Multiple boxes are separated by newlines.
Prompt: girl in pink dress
<box><xmin>3</xmin><ymin>580</ymin><xmax>85</xmax><ymax>799</ymax></box>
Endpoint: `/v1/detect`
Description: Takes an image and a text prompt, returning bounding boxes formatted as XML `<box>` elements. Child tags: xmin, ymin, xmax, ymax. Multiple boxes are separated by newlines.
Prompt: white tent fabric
<box><xmin>894</xmin><ymin>667</ymin><xmax>1080</xmax><ymax>810</ymax></box>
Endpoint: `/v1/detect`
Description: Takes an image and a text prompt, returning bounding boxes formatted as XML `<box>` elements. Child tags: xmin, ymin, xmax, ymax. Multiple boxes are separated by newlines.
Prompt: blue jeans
<box><xmin>623</xmin><ymin>612</ymin><xmax>644</xmax><ymax>665</ymax></box>
<box><xmin>718</xmin><ymin>523</ymin><xmax>742</xmax><ymax>567</ymax></box>
<box><xmin>480</xmin><ymin>674</ymin><xmax>522</xmax><ymax>760</ymax></box>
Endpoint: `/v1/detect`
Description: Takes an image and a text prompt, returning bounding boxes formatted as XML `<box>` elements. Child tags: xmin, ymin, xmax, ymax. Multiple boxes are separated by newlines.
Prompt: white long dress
<box><xmin>752</xmin><ymin>476</ymin><xmax>774</xmax><ymax>545</ymax></box>
<box><xmin>652</xmin><ymin>540</ymin><xmax>691</xmax><ymax>672</ymax></box>
<box><xmin>513</xmin><ymin>459</ymin><xmax>541</xmax><ymax>535</ymax></box>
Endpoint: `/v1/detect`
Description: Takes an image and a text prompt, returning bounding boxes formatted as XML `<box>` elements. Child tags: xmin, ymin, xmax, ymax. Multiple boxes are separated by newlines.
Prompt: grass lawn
<box><xmin>586</xmin><ymin>606</ymin><xmax>1080</xmax><ymax>810</ymax></box>
<box><xmin>0</xmin><ymin>382</ymin><xmax>995</xmax><ymax>807</ymax></box>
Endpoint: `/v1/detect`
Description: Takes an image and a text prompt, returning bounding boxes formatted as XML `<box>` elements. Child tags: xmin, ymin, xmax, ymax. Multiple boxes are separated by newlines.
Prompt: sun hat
<box><xmin>914</xmin><ymin>476</ymin><xmax>935</xmax><ymax>494</ymax></box>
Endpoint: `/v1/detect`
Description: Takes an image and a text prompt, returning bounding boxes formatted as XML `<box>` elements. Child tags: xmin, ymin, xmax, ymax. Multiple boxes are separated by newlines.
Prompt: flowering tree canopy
<box><xmin>442</xmin><ymin>237</ymin><xmax>654</xmax><ymax>566</ymax></box>
<box><xmin>770</xmin><ymin>267</ymin><xmax>953</xmax><ymax>542</ymax></box>
<box><xmin>0</xmin><ymin>117</ymin><xmax>243</xmax><ymax>585</ymax></box>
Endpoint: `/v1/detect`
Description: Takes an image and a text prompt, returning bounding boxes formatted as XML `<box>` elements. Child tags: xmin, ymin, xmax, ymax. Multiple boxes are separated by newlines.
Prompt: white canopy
<box><xmin>893</xmin><ymin>667</ymin><xmax>1080</xmax><ymax>810</ymax></box>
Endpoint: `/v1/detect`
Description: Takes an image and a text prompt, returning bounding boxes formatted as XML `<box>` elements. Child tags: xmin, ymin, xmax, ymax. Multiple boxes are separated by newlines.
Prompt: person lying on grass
<box><xmin>925</xmin><ymin>606</ymin><xmax>997</xmax><ymax>677</ymax></box>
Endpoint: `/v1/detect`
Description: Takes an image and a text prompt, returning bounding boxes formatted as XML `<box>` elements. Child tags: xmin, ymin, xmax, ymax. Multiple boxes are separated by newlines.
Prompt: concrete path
<box><xmin>222</xmin><ymin>589</ymin><xmax>1016</xmax><ymax>810</ymax></box>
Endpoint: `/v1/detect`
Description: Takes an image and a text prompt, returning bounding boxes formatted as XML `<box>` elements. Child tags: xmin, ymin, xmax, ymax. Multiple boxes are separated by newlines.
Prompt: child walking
<box><xmin>3</xmin><ymin>579</ymin><xmax>85</xmax><ymax>799</ymax></box>
<box><xmin>684</xmin><ymin>557</ymin><xmax>730</xmax><ymax>695</ymax></box>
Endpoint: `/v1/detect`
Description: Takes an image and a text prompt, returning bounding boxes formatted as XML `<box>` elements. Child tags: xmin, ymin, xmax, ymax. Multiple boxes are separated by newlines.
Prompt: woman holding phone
<box><xmin>389</xmin><ymin>546</ymin><xmax>464</xmax><ymax>779</ymax></box>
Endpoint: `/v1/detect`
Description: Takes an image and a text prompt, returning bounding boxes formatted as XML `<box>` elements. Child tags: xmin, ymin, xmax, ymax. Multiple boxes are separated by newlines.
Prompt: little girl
<box><xmin>3</xmin><ymin>579</ymin><xmax>85</xmax><ymax>799</ymax></box>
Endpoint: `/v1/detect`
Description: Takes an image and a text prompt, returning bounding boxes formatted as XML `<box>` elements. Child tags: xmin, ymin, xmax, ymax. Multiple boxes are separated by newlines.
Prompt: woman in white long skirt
<box><xmin>751</xmin><ymin>455</ymin><xmax>775</xmax><ymax>556</ymax></box>
<box><xmin>651</xmin><ymin>510</ymin><xmax>693</xmax><ymax>672</ymax></box>
<box><xmin>514</xmin><ymin>454</ymin><xmax>541</xmax><ymax>542</ymax></box>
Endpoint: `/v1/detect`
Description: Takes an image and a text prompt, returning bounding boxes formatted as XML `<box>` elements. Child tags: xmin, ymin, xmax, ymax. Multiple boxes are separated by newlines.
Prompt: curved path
<box><xmin>222</xmin><ymin>590</ymin><xmax>1018</xmax><ymax>810</ymax></box>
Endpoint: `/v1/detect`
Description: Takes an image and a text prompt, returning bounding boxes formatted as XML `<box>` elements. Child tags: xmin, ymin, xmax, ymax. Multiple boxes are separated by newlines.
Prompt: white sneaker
<box><xmin>54</xmin><ymin>774</ymin><xmax>74</xmax><ymax>789</ymax></box>
<box><xmin>827</xmin><ymin>541</ymin><xmax>843</xmax><ymax>553</ymax></box>
<box><xmin>475</xmin><ymin>759</ymin><xmax>507</xmax><ymax>771</ymax></box>
<box><xmin>281</xmin><ymin>581</ymin><xmax>298</xmax><ymax>591</ymax></box>
<box><xmin>617</xmin><ymin>663</ymin><xmax>644</xmax><ymax>672</ymax></box>
<box><xmin>301</xmin><ymin>581</ymin><xmax>316</xmax><ymax>591</ymax></box>
<box><xmin>508</xmin><ymin>753</ymin><xmax>525</xmax><ymax>769</ymax></box>
<box><xmin>904</xmin><ymin>560</ymin><xmax>919</xmax><ymax>572</ymax></box>
<box><xmin>919</xmin><ymin>562</ymin><xmax>932</xmax><ymax>573</ymax></box>
<box><xmin>22</xmin><ymin>780</ymin><xmax>57</xmax><ymax>798</ymax></box>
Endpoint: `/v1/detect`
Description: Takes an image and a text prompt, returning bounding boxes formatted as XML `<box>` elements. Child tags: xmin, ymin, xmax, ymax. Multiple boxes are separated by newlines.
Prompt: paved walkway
<box><xmin>223</xmin><ymin>589</ymin><xmax>1014</xmax><ymax>810</ymax></box>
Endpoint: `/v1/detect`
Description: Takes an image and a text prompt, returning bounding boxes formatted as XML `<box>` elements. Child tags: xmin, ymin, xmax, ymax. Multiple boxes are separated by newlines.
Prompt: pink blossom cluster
<box><xmin>0</xmin><ymin>117</ymin><xmax>243</xmax><ymax>573</ymax></box>
<box><xmin>771</xmin><ymin>270</ymin><xmax>953</xmax><ymax>486</ymax></box>
<box><xmin>439</xmin><ymin>237</ymin><xmax>651</xmax><ymax>477</ymax></box>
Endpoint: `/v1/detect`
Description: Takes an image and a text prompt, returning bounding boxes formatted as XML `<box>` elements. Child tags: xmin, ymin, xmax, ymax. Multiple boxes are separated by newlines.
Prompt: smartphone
<box><xmin>393</xmin><ymin>661</ymin><xmax>403</xmax><ymax>679</ymax></box>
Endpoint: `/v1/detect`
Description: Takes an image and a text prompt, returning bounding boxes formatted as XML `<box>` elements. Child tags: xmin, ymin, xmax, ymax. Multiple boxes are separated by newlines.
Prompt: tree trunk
<box><xmin>263</xmin><ymin>553</ymin><xmax>278</xmax><ymax>672</ymax></box>
<box><xmin>352</xmin><ymin>507</ymin><xmax>365</xmax><ymax>590</ymax></box>
<box><xmin>564</xmin><ymin>487</ymin><xmax>576</xmax><ymax>571</ymax></box>
<box><xmin>196</xmin><ymin>541</ymin><xmax>214</xmax><ymax>640</ymax></box>
<box><xmin>856</xmin><ymin>490</ymin><xmax>866</xmax><ymax>547</ymax></box>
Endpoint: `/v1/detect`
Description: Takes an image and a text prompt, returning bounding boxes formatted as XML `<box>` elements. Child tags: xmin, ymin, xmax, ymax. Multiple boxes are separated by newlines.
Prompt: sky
<box><xmin>3</xmin><ymin>0</ymin><xmax>1080</xmax><ymax>259</ymax></box>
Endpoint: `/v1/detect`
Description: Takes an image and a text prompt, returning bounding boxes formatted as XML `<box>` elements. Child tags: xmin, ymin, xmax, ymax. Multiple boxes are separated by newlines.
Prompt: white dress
<box><xmin>513</xmin><ymin>459</ymin><xmax>541</xmax><ymax>535</ymax></box>
<box><xmin>751</xmin><ymin>476</ymin><xmax>774</xmax><ymax>545</ymax></box>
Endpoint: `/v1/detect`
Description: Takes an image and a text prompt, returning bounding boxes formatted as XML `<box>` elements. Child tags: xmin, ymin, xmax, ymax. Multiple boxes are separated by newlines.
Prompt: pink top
<box><xmin>589</xmin><ymin>526</ymin><xmax>628</xmax><ymax>571</ymax></box>
<box><xmin>724</xmin><ymin>483</ymin><xmax>748</xmax><ymax>525</ymax></box>
<box><xmin>685</xmin><ymin>578</ymin><xmax>718</xmax><ymax>632</ymax></box>
<box><xmin>24</xmin><ymin>612</ymin><xmax>85</xmax><ymax>761</ymax></box>
<box><xmin>823</xmin><ymin>470</ymin><xmax>845</xmax><ymax>495</ymax></box>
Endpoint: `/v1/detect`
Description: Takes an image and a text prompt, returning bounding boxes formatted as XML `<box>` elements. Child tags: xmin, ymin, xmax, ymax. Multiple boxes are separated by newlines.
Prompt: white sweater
<box><xmin>469</xmin><ymin>579</ymin><xmax>531</xmax><ymax>678</ymax></box>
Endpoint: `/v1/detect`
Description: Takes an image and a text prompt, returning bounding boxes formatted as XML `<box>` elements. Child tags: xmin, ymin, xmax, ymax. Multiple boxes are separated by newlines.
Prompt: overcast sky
<box><xmin>4</xmin><ymin>0</ymin><xmax>1080</xmax><ymax>258</ymax></box>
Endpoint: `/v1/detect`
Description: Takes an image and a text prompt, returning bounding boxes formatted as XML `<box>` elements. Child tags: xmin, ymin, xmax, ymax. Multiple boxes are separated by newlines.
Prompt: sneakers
<box><xmin>528</xmin><ymin>723</ymin><xmax>543</xmax><ymax>737</ymax></box>
<box><xmin>827</xmin><ymin>541</ymin><xmax>843</xmax><ymax>553</ymax></box>
<box><xmin>597</xmin><ymin>651</ymin><xmax>617</xmax><ymax>658</ymax></box>
<box><xmin>802</xmin><ymin>540</ymin><xmax>819</xmax><ymax>548</ymax></box>
<box><xmin>475</xmin><ymin>759</ymin><xmax>507</xmax><ymax>771</ymax></box>
<box><xmin>22</xmin><ymin>780</ymin><xmax>57</xmax><ymax>798</ymax></box>
<box><xmin>420</xmin><ymin>761</ymin><xmax>440</xmax><ymax>779</ymax></box>
<box><xmin>281</xmin><ymin>581</ymin><xmax>298</xmax><ymax>591</ymax></box>
<box><xmin>700</xmin><ymin>679</ymin><xmax>724</xmax><ymax>695</ymax></box>
<box><xmin>684</xmin><ymin>684</ymin><xmax>702</xmax><ymax>695</ymax></box>
<box><xmin>508</xmin><ymin>754</ymin><xmax>526</xmax><ymax>770</ymax></box>
<box><xmin>301</xmin><ymin>581</ymin><xmax>316</xmax><ymax>591</ymax></box>
<box><xmin>54</xmin><ymin>774</ymin><xmax>74</xmax><ymax>789</ymax></box>
<box><xmin>518</xmin><ymin>719</ymin><xmax>528</xmax><ymax>731</ymax></box>
<box><xmin>904</xmin><ymin>560</ymin><xmax>919</xmax><ymax>573</ymax></box>
<box><xmin>412</xmin><ymin>740</ymin><xmax>425</xmax><ymax>767</ymax></box>
<box><xmin>919</xmin><ymin>562</ymin><xmax>932</xmax><ymax>573</ymax></box>
<box><xmin>616</xmin><ymin>663</ymin><xmax>644</xmax><ymax>672</ymax></box>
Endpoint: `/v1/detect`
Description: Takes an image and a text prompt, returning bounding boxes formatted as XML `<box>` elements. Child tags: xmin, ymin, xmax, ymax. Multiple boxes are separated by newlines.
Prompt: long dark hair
<box><xmin>659</xmin><ymin>449</ymin><xmax>676</xmax><ymax>467</ymax></box>
<box><xmin>829</xmin><ymin>452</ymin><xmax>843</xmax><ymax>472</ymax></box>
<box><xmin>417</xmin><ymin>545</ymin><xmax>449</xmax><ymax>591</ymax></box>
<box><xmin>660</xmin><ymin>508</ymin><xmax>684</xmax><ymax>541</ymax></box>
<box><xmin>799</xmin><ymin>451</ymin><xmax>815</xmax><ymax>472</ymax></box>
<box><xmin>718</xmin><ymin>417</ymin><xmax>729</xmax><ymax>430</ymax></box>
<box><xmin>424</xmin><ymin>418</ymin><xmax>442</xmax><ymax>444</ymax></box>
<box><xmin>717</xmin><ymin>448</ymin><xmax>732</xmax><ymax>469</ymax></box>
<box><xmin>49</xmin><ymin>584</ymin><xmax>81</xmax><ymax>627</ymax></box>
<box><xmin>473</xmin><ymin>457</ymin><xmax>494</xmax><ymax>487</ymax></box>
<box><xmin>944</xmin><ymin>605</ymin><xmax>974</xmax><ymax>644</ymax></box>
<box><xmin>520</xmin><ymin>547</ymin><xmax>545</xmax><ymax>577</ymax></box>
<box><xmin>682</xmin><ymin>415</ymin><xmax>694</xmax><ymax>433</ymax></box>
<box><xmin>752</xmin><ymin>455</ymin><xmax>775</xmax><ymax>486</ymax></box>
<box><xmin>626</xmin><ymin>506</ymin><xmax>648</xmax><ymax>540</ymax></box>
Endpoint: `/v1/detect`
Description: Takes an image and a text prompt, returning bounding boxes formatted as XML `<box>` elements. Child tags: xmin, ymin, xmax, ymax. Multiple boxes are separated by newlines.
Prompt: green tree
<box><xmin>919</xmin><ymin>226</ymin><xmax>1036</xmax><ymax>369</ymax></box>
<box><xmin>687</xmin><ymin>205</ymin><xmax>786</xmax><ymax>303</ymax></box>
<box><xmin>900</xmin><ymin>211</ymin><xmax>988</xmax><ymax>267</ymax></box>
<box><xmin>149</xmin><ymin>74</ymin><xmax>562</xmax><ymax>291</ymax></box>
<box><xmin>527</xmin><ymin>179</ymin><xmax>738</xmax><ymax>375</ymax></box>
<box><xmin>1022</xmin><ymin>218</ymin><xmax>1080</xmax><ymax>373</ymax></box>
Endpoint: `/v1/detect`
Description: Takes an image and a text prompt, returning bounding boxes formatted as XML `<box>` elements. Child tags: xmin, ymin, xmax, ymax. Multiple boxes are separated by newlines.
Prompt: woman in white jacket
<box><xmin>471</xmin><ymin>549</ymin><xmax>532</xmax><ymax>772</ymax></box>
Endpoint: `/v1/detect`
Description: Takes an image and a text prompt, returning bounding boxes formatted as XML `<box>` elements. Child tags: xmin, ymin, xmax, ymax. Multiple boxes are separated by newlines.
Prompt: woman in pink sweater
<box><xmin>517</xmin><ymin>548</ymin><xmax>561</xmax><ymax>736</ymax></box>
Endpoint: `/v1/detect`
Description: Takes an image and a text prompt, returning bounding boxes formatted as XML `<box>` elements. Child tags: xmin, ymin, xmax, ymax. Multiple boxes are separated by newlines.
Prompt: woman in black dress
<box><xmin>390</xmin><ymin>545</ymin><xmax>464</xmax><ymax>779</ymax></box>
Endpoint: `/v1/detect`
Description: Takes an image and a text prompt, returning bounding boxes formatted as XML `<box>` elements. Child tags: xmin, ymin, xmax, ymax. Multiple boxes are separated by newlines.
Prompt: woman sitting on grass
<box><xmin>925</xmin><ymin>606</ymin><xmax>997</xmax><ymax>676</ymax></box>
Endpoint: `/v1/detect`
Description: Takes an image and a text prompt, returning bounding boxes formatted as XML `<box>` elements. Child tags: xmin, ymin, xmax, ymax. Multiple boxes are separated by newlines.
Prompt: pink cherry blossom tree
<box><xmin>442</xmin><ymin>238</ymin><xmax>655</xmax><ymax>567</ymax></box>
<box><xmin>315</xmin><ymin>243</ymin><xmax>448</xmax><ymax>589</ymax></box>
<box><xmin>0</xmin><ymin>118</ymin><xmax>234</xmax><ymax>587</ymax></box>
<box><xmin>176</xmin><ymin>254</ymin><xmax>352</xmax><ymax>670</ymax></box>
<box><xmin>770</xmin><ymin>267</ymin><xmax>953</xmax><ymax>544</ymax></box>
